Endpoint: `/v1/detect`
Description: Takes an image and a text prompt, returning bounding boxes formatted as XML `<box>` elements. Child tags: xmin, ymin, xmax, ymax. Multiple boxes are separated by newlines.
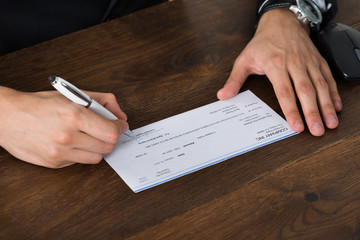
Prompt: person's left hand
<box><xmin>217</xmin><ymin>9</ymin><xmax>342</xmax><ymax>136</ymax></box>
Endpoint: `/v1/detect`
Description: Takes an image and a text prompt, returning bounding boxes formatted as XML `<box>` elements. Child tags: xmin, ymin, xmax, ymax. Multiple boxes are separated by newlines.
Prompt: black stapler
<box><xmin>312</xmin><ymin>23</ymin><xmax>360</xmax><ymax>82</ymax></box>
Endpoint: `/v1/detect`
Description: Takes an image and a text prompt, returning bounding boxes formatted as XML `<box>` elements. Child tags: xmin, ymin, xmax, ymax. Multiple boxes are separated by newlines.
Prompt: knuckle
<box><xmin>46</xmin><ymin>161</ymin><xmax>63</xmax><ymax>169</ymax></box>
<box><xmin>297</xmin><ymin>82</ymin><xmax>315</xmax><ymax>96</ymax></box>
<box><xmin>322</xmin><ymin>103</ymin><xmax>335</xmax><ymax>112</ymax></box>
<box><xmin>314</xmin><ymin>77</ymin><xmax>329</xmax><ymax>90</ymax></box>
<box><xmin>289</xmin><ymin>53</ymin><xmax>305</xmax><ymax>68</ymax></box>
<box><xmin>55</xmin><ymin>131</ymin><xmax>72</xmax><ymax>145</ymax></box>
<box><xmin>105</xmin><ymin>126</ymin><xmax>121</xmax><ymax>143</ymax></box>
<box><xmin>234</xmin><ymin>56</ymin><xmax>242</xmax><ymax>66</ymax></box>
<box><xmin>308</xmin><ymin>54</ymin><xmax>320</xmax><ymax>66</ymax></box>
<box><xmin>286</xmin><ymin>109</ymin><xmax>300</xmax><ymax>119</ymax></box>
<box><xmin>276</xmin><ymin>86</ymin><xmax>295</xmax><ymax>100</ymax></box>
<box><xmin>58</xmin><ymin>105</ymin><xmax>82</xmax><ymax>125</ymax></box>
<box><xmin>106</xmin><ymin>93</ymin><xmax>117</xmax><ymax>102</ymax></box>
<box><xmin>46</xmin><ymin>146</ymin><xmax>62</xmax><ymax>160</ymax></box>
<box><xmin>103</xmin><ymin>143</ymin><xmax>115</xmax><ymax>153</ymax></box>
<box><xmin>270</xmin><ymin>54</ymin><xmax>285</xmax><ymax>69</ymax></box>
<box><xmin>305</xmin><ymin>110</ymin><xmax>321</xmax><ymax>120</ymax></box>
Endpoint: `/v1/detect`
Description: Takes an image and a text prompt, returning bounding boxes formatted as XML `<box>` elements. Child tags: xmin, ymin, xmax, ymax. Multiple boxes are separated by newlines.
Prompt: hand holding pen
<box><xmin>48</xmin><ymin>76</ymin><xmax>136</xmax><ymax>139</ymax></box>
<box><xmin>0</xmin><ymin>78</ymin><xmax>130</xmax><ymax>168</ymax></box>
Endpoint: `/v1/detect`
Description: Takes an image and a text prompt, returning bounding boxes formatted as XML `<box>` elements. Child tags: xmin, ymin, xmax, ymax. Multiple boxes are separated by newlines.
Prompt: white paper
<box><xmin>105</xmin><ymin>90</ymin><xmax>297</xmax><ymax>192</ymax></box>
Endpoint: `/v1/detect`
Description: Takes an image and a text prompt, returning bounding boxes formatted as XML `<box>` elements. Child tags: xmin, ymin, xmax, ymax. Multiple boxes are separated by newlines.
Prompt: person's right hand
<box><xmin>0</xmin><ymin>86</ymin><xmax>129</xmax><ymax>168</ymax></box>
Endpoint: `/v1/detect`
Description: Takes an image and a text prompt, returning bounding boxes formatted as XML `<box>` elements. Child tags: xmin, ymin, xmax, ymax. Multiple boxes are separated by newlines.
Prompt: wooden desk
<box><xmin>1</xmin><ymin>0</ymin><xmax>360</xmax><ymax>239</ymax></box>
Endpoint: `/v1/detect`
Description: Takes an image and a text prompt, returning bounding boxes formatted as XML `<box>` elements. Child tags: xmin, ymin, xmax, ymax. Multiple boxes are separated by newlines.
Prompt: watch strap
<box><xmin>256</xmin><ymin>0</ymin><xmax>338</xmax><ymax>33</ymax></box>
<box><xmin>257</xmin><ymin>0</ymin><xmax>294</xmax><ymax>22</ymax></box>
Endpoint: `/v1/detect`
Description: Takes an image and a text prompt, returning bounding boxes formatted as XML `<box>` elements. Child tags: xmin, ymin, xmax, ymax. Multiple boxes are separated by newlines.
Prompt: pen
<box><xmin>48</xmin><ymin>75</ymin><xmax>136</xmax><ymax>139</ymax></box>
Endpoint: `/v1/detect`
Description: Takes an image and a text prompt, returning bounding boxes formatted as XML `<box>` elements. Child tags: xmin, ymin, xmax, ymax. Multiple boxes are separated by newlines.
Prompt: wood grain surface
<box><xmin>1</xmin><ymin>0</ymin><xmax>360</xmax><ymax>239</ymax></box>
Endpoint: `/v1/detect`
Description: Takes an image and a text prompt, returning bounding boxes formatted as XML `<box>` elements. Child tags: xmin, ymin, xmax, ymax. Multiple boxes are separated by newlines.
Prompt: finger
<box><xmin>67</xmin><ymin>131</ymin><xmax>117</xmax><ymax>154</ymax></box>
<box><xmin>4</xmin><ymin>142</ymin><xmax>75</xmax><ymax>169</ymax></box>
<box><xmin>288</xmin><ymin>66</ymin><xmax>324</xmax><ymax>136</ymax></box>
<box><xmin>86</xmin><ymin>91</ymin><xmax>127</xmax><ymax>120</ymax></box>
<box><xmin>37</xmin><ymin>134</ymin><xmax>107</xmax><ymax>168</ymax></box>
<box><xmin>307</xmin><ymin>66</ymin><xmax>339</xmax><ymax>129</ymax></box>
<box><xmin>217</xmin><ymin>56</ymin><xmax>250</xmax><ymax>100</ymax></box>
<box><xmin>266</xmin><ymin>67</ymin><xmax>305</xmax><ymax>133</ymax></box>
<box><xmin>73</xmin><ymin>108</ymin><xmax>128</xmax><ymax>144</ymax></box>
<box><xmin>69</xmin><ymin>149</ymin><xmax>104</xmax><ymax>165</ymax></box>
<box><xmin>48</xmin><ymin>149</ymin><xmax>103</xmax><ymax>166</ymax></box>
<box><xmin>320</xmin><ymin>61</ymin><xmax>342</xmax><ymax>112</ymax></box>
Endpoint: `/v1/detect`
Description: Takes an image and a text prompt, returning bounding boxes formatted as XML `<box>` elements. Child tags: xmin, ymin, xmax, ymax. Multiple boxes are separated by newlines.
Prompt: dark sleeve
<box><xmin>256</xmin><ymin>0</ymin><xmax>338</xmax><ymax>27</ymax></box>
<box><xmin>322</xmin><ymin>0</ymin><xmax>337</xmax><ymax>26</ymax></box>
<box><xmin>0</xmin><ymin>0</ymin><xmax>165</xmax><ymax>56</ymax></box>
<box><xmin>0</xmin><ymin>0</ymin><xmax>109</xmax><ymax>56</ymax></box>
<box><xmin>106</xmin><ymin>0</ymin><xmax>165</xmax><ymax>20</ymax></box>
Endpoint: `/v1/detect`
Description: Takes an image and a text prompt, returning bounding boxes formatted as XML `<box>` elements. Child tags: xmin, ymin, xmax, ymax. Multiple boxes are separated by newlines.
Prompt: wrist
<box><xmin>257</xmin><ymin>8</ymin><xmax>310</xmax><ymax>34</ymax></box>
<box><xmin>0</xmin><ymin>87</ymin><xmax>17</xmax><ymax>146</ymax></box>
<box><xmin>257</xmin><ymin>0</ymin><xmax>326</xmax><ymax>33</ymax></box>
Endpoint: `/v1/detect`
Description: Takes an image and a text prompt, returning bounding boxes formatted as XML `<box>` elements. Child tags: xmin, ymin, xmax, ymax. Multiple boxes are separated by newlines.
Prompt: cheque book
<box><xmin>105</xmin><ymin>90</ymin><xmax>298</xmax><ymax>192</ymax></box>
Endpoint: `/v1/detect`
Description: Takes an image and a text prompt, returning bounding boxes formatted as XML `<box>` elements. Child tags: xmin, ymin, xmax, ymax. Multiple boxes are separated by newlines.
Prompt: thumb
<box><xmin>217</xmin><ymin>56</ymin><xmax>250</xmax><ymax>100</ymax></box>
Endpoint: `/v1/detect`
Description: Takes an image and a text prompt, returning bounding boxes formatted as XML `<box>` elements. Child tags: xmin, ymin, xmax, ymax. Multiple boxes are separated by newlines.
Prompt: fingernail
<box><xmin>123</xmin><ymin>123</ymin><xmax>129</xmax><ymax>133</ymax></box>
<box><xmin>311</xmin><ymin>123</ymin><xmax>324</xmax><ymax>136</ymax></box>
<box><xmin>294</xmin><ymin>120</ymin><xmax>304</xmax><ymax>132</ymax></box>
<box><xmin>326</xmin><ymin>115</ymin><xmax>338</xmax><ymax>128</ymax></box>
<box><xmin>334</xmin><ymin>101</ymin><xmax>342</xmax><ymax>111</ymax></box>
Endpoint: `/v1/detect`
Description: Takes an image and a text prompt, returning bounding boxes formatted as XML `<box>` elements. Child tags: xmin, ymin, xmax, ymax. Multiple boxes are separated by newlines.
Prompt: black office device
<box><xmin>312</xmin><ymin>23</ymin><xmax>360</xmax><ymax>82</ymax></box>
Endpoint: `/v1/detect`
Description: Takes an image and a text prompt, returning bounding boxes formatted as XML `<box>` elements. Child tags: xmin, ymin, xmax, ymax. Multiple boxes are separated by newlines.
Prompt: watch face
<box><xmin>297</xmin><ymin>0</ymin><xmax>322</xmax><ymax>24</ymax></box>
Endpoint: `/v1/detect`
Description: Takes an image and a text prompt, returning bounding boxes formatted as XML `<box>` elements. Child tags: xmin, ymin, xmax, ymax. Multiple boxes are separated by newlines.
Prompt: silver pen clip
<box><xmin>60</xmin><ymin>82</ymin><xmax>92</xmax><ymax>108</ymax></box>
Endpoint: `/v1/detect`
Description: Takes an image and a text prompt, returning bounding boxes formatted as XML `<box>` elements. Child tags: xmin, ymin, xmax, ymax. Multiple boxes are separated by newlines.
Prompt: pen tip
<box><xmin>48</xmin><ymin>75</ymin><xmax>56</xmax><ymax>83</ymax></box>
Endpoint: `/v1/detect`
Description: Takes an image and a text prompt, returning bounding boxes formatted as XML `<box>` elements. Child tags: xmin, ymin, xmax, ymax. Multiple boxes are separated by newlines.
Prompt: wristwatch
<box><xmin>258</xmin><ymin>0</ymin><xmax>323</xmax><ymax>29</ymax></box>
